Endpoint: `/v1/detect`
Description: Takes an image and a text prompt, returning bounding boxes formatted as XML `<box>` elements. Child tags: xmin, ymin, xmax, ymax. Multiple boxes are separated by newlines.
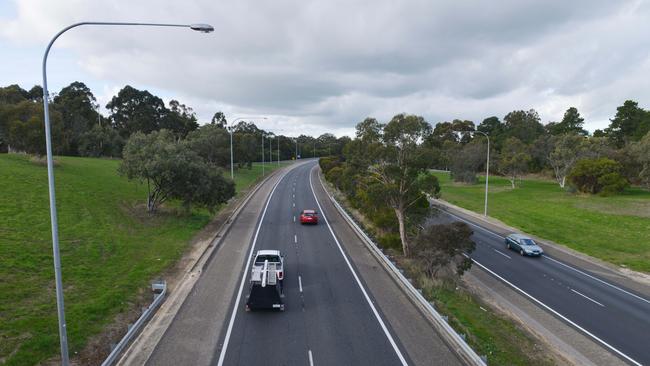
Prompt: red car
<box><xmin>300</xmin><ymin>209</ymin><xmax>318</xmax><ymax>225</ymax></box>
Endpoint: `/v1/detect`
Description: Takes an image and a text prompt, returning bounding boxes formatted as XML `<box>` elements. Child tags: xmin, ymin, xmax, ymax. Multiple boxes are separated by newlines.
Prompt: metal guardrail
<box><xmin>321</xmin><ymin>178</ymin><xmax>487</xmax><ymax>366</ymax></box>
<box><xmin>101</xmin><ymin>280</ymin><xmax>167</xmax><ymax>366</ymax></box>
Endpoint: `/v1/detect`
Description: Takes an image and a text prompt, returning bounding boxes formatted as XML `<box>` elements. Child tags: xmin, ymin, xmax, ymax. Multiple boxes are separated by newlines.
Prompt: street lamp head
<box><xmin>190</xmin><ymin>23</ymin><xmax>214</xmax><ymax>33</ymax></box>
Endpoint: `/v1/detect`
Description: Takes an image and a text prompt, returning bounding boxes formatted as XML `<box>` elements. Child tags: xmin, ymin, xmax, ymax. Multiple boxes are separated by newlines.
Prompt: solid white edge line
<box><xmin>299</xmin><ymin>275</ymin><xmax>303</xmax><ymax>293</ymax></box>
<box><xmin>438</xmin><ymin>207</ymin><xmax>650</xmax><ymax>306</ymax></box>
<box><xmin>466</xmin><ymin>254</ymin><xmax>641</xmax><ymax>366</ymax></box>
<box><xmin>308</xmin><ymin>165</ymin><xmax>409</xmax><ymax>366</ymax></box>
<box><xmin>216</xmin><ymin>170</ymin><xmax>288</xmax><ymax>366</ymax></box>
<box><xmin>492</xmin><ymin>248</ymin><xmax>511</xmax><ymax>259</ymax></box>
<box><xmin>308</xmin><ymin>349</ymin><xmax>314</xmax><ymax>366</ymax></box>
<box><xmin>570</xmin><ymin>288</ymin><xmax>605</xmax><ymax>307</ymax></box>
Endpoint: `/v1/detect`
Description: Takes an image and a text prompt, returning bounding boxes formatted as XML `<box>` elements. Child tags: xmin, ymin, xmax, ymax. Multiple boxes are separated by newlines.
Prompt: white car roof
<box><xmin>256</xmin><ymin>249</ymin><xmax>281</xmax><ymax>256</ymax></box>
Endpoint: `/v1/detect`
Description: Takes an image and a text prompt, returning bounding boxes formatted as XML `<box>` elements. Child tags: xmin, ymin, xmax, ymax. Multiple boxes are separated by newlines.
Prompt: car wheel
<box><xmin>506</xmin><ymin>243</ymin><xmax>510</xmax><ymax>249</ymax></box>
<box><xmin>520</xmin><ymin>249</ymin><xmax>525</xmax><ymax>256</ymax></box>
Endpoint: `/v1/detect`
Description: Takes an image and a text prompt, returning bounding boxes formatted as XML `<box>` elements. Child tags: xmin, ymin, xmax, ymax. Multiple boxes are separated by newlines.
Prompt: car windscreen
<box><xmin>520</xmin><ymin>238</ymin><xmax>536</xmax><ymax>246</ymax></box>
<box><xmin>303</xmin><ymin>213</ymin><xmax>314</xmax><ymax>217</ymax></box>
<box><xmin>255</xmin><ymin>255</ymin><xmax>280</xmax><ymax>264</ymax></box>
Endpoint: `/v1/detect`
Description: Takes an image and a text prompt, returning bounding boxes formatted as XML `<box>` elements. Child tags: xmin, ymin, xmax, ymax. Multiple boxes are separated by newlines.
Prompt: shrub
<box><xmin>319</xmin><ymin>156</ymin><xmax>341</xmax><ymax>174</ymax></box>
<box><xmin>568</xmin><ymin>158</ymin><xmax>628</xmax><ymax>195</ymax></box>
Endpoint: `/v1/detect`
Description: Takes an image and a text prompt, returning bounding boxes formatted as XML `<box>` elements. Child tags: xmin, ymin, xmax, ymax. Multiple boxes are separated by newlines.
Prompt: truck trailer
<box><xmin>245</xmin><ymin>254</ymin><xmax>285</xmax><ymax>311</ymax></box>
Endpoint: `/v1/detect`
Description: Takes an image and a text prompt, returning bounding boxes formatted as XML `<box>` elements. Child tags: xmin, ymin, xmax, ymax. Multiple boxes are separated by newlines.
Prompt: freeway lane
<box><xmin>217</xmin><ymin>162</ymin><xmax>407</xmax><ymax>365</ymax></box>
<box><xmin>430</xmin><ymin>208</ymin><xmax>650</xmax><ymax>365</ymax></box>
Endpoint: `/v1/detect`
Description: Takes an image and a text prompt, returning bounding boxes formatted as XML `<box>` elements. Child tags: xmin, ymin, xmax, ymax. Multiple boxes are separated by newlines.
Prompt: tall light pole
<box><xmin>277</xmin><ymin>135</ymin><xmax>280</xmax><ymax>165</ymax></box>
<box><xmin>228</xmin><ymin>116</ymin><xmax>266</xmax><ymax>180</ymax></box>
<box><xmin>472</xmin><ymin>131</ymin><xmax>490</xmax><ymax>217</ymax></box>
<box><xmin>261</xmin><ymin>132</ymin><xmax>265</xmax><ymax>176</ymax></box>
<box><xmin>41</xmin><ymin>21</ymin><xmax>213</xmax><ymax>366</ymax></box>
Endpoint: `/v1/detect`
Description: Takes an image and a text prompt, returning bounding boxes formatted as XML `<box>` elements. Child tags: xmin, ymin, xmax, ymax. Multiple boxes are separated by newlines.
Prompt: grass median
<box><xmin>433</xmin><ymin>172</ymin><xmax>650</xmax><ymax>273</ymax></box>
<box><xmin>0</xmin><ymin>154</ymin><xmax>288</xmax><ymax>365</ymax></box>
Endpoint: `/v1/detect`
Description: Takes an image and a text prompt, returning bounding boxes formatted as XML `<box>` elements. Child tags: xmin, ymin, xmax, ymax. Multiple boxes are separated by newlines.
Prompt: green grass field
<box><xmin>0</xmin><ymin>154</ymin><xmax>286</xmax><ymax>365</ymax></box>
<box><xmin>433</xmin><ymin>172</ymin><xmax>650</xmax><ymax>273</ymax></box>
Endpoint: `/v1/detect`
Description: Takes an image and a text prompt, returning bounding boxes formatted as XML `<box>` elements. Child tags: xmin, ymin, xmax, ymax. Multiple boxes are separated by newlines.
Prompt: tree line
<box><xmin>320</xmin><ymin>114</ymin><xmax>475</xmax><ymax>281</ymax></box>
<box><xmin>431</xmin><ymin>103</ymin><xmax>650</xmax><ymax>194</ymax></box>
<box><xmin>319</xmin><ymin>104</ymin><xmax>650</xmax><ymax>280</ymax></box>
<box><xmin>0</xmin><ymin>82</ymin><xmax>350</xmax><ymax>165</ymax></box>
<box><xmin>0</xmin><ymin>82</ymin><xmax>354</xmax><ymax>213</ymax></box>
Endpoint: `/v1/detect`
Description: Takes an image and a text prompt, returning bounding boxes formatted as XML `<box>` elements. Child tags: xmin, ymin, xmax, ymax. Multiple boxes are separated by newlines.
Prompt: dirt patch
<box><xmin>28</xmin><ymin>155</ymin><xmax>61</xmax><ymax>167</ymax></box>
<box><xmin>573</xmin><ymin>200</ymin><xmax>650</xmax><ymax>218</ymax></box>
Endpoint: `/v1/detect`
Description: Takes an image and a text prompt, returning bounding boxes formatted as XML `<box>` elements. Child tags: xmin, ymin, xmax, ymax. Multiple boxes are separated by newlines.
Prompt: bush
<box><xmin>378</xmin><ymin>233</ymin><xmax>402</xmax><ymax>251</ymax></box>
<box><xmin>568</xmin><ymin>158</ymin><xmax>628</xmax><ymax>195</ymax></box>
<box><xmin>319</xmin><ymin>156</ymin><xmax>341</xmax><ymax>174</ymax></box>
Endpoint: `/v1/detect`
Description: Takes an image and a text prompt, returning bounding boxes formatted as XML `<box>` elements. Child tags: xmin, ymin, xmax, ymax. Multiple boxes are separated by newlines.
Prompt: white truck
<box><xmin>245</xmin><ymin>250</ymin><xmax>285</xmax><ymax>311</ymax></box>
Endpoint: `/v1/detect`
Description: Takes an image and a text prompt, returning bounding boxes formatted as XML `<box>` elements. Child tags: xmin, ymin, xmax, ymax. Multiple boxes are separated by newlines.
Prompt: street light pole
<box><xmin>228</xmin><ymin>116</ymin><xmax>266</xmax><ymax>180</ymax></box>
<box><xmin>473</xmin><ymin>131</ymin><xmax>490</xmax><ymax>217</ymax></box>
<box><xmin>41</xmin><ymin>21</ymin><xmax>213</xmax><ymax>366</ymax></box>
<box><xmin>262</xmin><ymin>133</ymin><xmax>265</xmax><ymax>176</ymax></box>
<box><xmin>229</xmin><ymin>127</ymin><xmax>234</xmax><ymax>180</ymax></box>
<box><xmin>277</xmin><ymin>135</ymin><xmax>280</xmax><ymax>165</ymax></box>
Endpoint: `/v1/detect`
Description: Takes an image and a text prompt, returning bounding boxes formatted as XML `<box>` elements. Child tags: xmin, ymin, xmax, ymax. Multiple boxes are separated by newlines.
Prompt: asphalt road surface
<box><xmin>430</xmin><ymin>208</ymin><xmax>650</xmax><ymax>366</ymax></box>
<box><xmin>143</xmin><ymin>160</ymin><xmax>462</xmax><ymax>366</ymax></box>
<box><xmin>217</xmin><ymin>162</ymin><xmax>408</xmax><ymax>365</ymax></box>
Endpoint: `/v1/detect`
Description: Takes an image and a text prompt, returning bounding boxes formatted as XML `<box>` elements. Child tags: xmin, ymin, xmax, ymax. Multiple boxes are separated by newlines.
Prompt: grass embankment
<box><xmin>0</xmin><ymin>154</ymin><xmax>286</xmax><ymax>365</ymax></box>
<box><xmin>411</xmin><ymin>271</ymin><xmax>556</xmax><ymax>365</ymax></box>
<box><xmin>433</xmin><ymin>172</ymin><xmax>650</xmax><ymax>273</ymax></box>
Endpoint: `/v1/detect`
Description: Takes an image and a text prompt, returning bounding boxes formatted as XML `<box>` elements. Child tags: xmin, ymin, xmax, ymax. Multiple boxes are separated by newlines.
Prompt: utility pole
<box><xmin>262</xmin><ymin>133</ymin><xmax>265</xmax><ymax>176</ymax></box>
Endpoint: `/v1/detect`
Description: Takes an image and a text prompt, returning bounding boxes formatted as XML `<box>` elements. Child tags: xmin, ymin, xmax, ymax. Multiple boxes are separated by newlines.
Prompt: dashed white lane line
<box><xmin>294</xmin><ymin>234</ymin><xmax>297</xmax><ymax>243</ymax></box>
<box><xmin>571</xmin><ymin>288</ymin><xmax>605</xmax><ymax>307</ymax></box>
<box><xmin>216</xmin><ymin>170</ymin><xmax>287</xmax><ymax>366</ymax></box>
<box><xmin>492</xmin><ymin>248</ymin><xmax>511</xmax><ymax>259</ymax></box>
<box><xmin>293</xmin><ymin>194</ymin><xmax>295</xmax><ymax>198</ymax></box>
<box><xmin>438</xmin><ymin>207</ymin><xmax>650</xmax><ymax>306</ymax></box>
<box><xmin>309</xmin><ymin>165</ymin><xmax>409</xmax><ymax>366</ymax></box>
<box><xmin>293</xmin><ymin>202</ymin><xmax>295</xmax><ymax>207</ymax></box>
<box><xmin>308</xmin><ymin>350</ymin><xmax>314</xmax><ymax>366</ymax></box>
<box><xmin>466</xmin><ymin>254</ymin><xmax>641</xmax><ymax>366</ymax></box>
<box><xmin>294</xmin><ymin>216</ymin><xmax>296</xmax><ymax>222</ymax></box>
<box><xmin>299</xmin><ymin>275</ymin><xmax>303</xmax><ymax>293</ymax></box>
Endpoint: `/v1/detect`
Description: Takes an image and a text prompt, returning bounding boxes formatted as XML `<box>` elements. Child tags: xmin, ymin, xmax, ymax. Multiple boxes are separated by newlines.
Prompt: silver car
<box><xmin>505</xmin><ymin>234</ymin><xmax>544</xmax><ymax>257</ymax></box>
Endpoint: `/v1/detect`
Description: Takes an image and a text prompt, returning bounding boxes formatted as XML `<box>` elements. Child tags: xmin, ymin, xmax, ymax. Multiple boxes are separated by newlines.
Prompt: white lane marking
<box><xmin>309</xmin><ymin>165</ymin><xmax>409</xmax><ymax>366</ymax></box>
<box><xmin>467</xmin><ymin>254</ymin><xmax>641</xmax><ymax>366</ymax></box>
<box><xmin>294</xmin><ymin>216</ymin><xmax>296</xmax><ymax>222</ymax></box>
<box><xmin>216</xmin><ymin>171</ymin><xmax>287</xmax><ymax>366</ymax></box>
<box><xmin>492</xmin><ymin>248</ymin><xmax>511</xmax><ymax>259</ymax></box>
<box><xmin>293</xmin><ymin>194</ymin><xmax>295</xmax><ymax>198</ymax></box>
<box><xmin>438</xmin><ymin>208</ymin><xmax>650</xmax><ymax>306</ymax></box>
<box><xmin>299</xmin><ymin>275</ymin><xmax>303</xmax><ymax>293</ymax></box>
<box><xmin>543</xmin><ymin>255</ymin><xmax>650</xmax><ymax>306</ymax></box>
<box><xmin>571</xmin><ymin>288</ymin><xmax>605</xmax><ymax>307</ymax></box>
<box><xmin>308</xmin><ymin>349</ymin><xmax>314</xmax><ymax>366</ymax></box>
<box><xmin>294</xmin><ymin>234</ymin><xmax>298</xmax><ymax>243</ymax></box>
<box><xmin>293</xmin><ymin>202</ymin><xmax>295</xmax><ymax>207</ymax></box>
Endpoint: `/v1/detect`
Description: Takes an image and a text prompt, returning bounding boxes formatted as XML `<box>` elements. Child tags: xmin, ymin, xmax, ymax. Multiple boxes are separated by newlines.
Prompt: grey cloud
<box><xmin>2</xmin><ymin>0</ymin><xmax>649</xmax><ymax>135</ymax></box>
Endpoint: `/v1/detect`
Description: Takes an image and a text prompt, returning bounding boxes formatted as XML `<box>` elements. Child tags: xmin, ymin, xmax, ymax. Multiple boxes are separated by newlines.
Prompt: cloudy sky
<box><xmin>1</xmin><ymin>0</ymin><xmax>649</xmax><ymax>137</ymax></box>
